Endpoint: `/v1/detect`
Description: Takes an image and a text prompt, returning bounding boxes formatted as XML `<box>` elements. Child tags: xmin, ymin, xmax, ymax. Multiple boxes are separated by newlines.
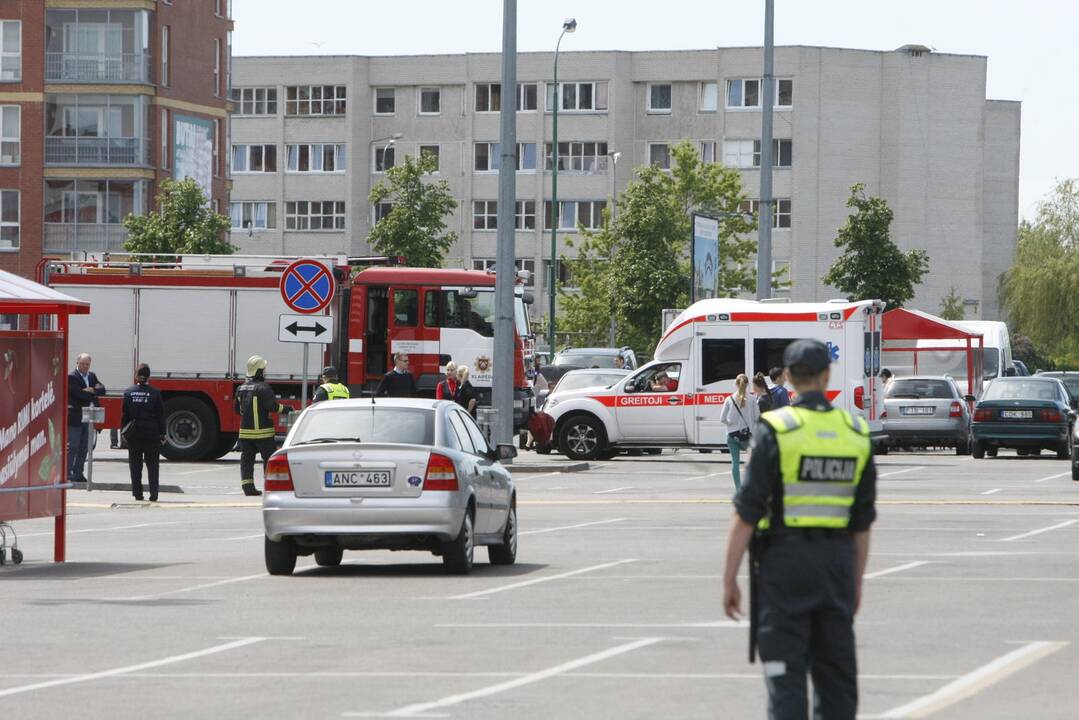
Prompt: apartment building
<box><xmin>0</xmin><ymin>0</ymin><xmax>233</xmax><ymax>278</ymax></box>
<box><xmin>230</xmin><ymin>46</ymin><xmax>1020</xmax><ymax>320</ymax></box>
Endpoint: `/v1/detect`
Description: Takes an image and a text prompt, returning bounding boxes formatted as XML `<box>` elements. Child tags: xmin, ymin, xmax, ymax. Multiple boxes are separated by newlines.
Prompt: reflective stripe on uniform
<box><xmin>782</xmin><ymin>481</ymin><xmax>856</xmax><ymax>499</ymax></box>
<box><xmin>762</xmin><ymin>406</ymin><xmax>802</xmax><ymax>433</ymax></box>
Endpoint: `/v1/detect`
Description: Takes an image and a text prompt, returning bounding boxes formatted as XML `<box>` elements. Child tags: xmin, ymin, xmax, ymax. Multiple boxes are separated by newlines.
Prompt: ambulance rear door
<box><xmin>691</xmin><ymin>324</ymin><xmax>750</xmax><ymax>445</ymax></box>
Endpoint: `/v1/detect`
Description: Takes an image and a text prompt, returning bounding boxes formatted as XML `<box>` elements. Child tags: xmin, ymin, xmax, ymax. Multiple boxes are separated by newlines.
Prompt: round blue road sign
<box><xmin>280</xmin><ymin>259</ymin><xmax>335</xmax><ymax>314</ymax></box>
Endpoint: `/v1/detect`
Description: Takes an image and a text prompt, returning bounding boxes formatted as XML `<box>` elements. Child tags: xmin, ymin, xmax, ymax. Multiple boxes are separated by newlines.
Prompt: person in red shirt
<box><xmin>436</xmin><ymin>361</ymin><xmax>458</xmax><ymax>400</ymax></box>
<box><xmin>651</xmin><ymin>371</ymin><xmax>678</xmax><ymax>392</ymax></box>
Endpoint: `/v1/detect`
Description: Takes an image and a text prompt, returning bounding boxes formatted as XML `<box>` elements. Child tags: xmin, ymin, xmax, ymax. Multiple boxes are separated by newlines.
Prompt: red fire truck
<box><xmin>40</xmin><ymin>255</ymin><xmax>535</xmax><ymax>461</ymax></box>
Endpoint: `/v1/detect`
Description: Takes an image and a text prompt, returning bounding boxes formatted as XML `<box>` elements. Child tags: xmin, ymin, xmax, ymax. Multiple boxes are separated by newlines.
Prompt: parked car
<box><xmin>971</xmin><ymin>377</ymin><xmax>1075</xmax><ymax>459</ymax></box>
<box><xmin>1013</xmin><ymin>360</ymin><xmax>1031</xmax><ymax>376</ymax></box>
<box><xmin>540</xmin><ymin>368</ymin><xmax>630</xmax><ymax>409</ymax></box>
<box><xmin>552</xmin><ymin>346</ymin><xmax>639</xmax><ymax>371</ymax></box>
<box><xmin>262</xmin><ymin>398</ymin><xmax>518</xmax><ymax>576</ymax></box>
<box><xmin>881</xmin><ymin>376</ymin><xmax>974</xmax><ymax>455</ymax></box>
<box><xmin>1035</xmin><ymin>371</ymin><xmax>1079</xmax><ymax>405</ymax></box>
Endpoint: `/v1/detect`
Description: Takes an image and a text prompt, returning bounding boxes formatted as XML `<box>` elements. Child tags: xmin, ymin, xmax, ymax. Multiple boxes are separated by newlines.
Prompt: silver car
<box><xmin>540</xmin><ymin>367</ymin><xmax>630</xmax><ymax>409</ymax></box>
<box><xmin>262</xmin><ymin>398</ymin><xmax>517</xmax><ymax>576</ymax></box>
<box><xmin>881</xmin><ymin>376</ymin><xmax>974</xmax><ymax>455</ymax></box>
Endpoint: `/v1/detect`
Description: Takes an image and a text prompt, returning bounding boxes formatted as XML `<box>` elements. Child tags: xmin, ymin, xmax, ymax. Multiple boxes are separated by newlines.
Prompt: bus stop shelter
<box><xmin>0</xmin><ymin>269</ymin><xmax>90</xmax><ymax>563</ymax></box>
<box><xmin>882</xmin><ymin>308</ymin><xmax>984</xmax><ymax>399</ymax></box>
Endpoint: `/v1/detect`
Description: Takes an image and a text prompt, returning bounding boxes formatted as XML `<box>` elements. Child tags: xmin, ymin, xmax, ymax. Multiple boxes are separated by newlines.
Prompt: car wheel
<box><xmin>987</xmin><ymin>446</ymin><xmax>998</xmax><ymax>458</ymax></box>
<box><xmin>955</xmin><ymin>435</ymin><xmax>970</xmax><ymax>456</ymax></box>
<box><xmin>1072</xmin><ymin>442</ymin><xmax>1079</xmax><ymax>480</ymax></box>
<box><xmin>443</xmin><ymin>510</ymin><xmax>475</xmax><ymax>575</ymax></box>
<box><xmin>1017</xmin><ymin>449</ymin><xmax>1028</xmax><ymax>457</ymax></box>
<box><xmin>314</xmin><ymin>547</ymin><xmax>343</xmax><ymax>567</ymax></box>
<box><xmin>488</xmin><ymin>504</ymin><xmax>517</xmax><ymax>566</ymax></box>
<box><xmin>558</xmin><ymin>416</ymin><xmax>606</xmax><ymax>461</ymax></box>
<box><xmin>265</xmin><ymin>536</ymin><xmax>296</xmax><ymax>576</ymax></box>
<box><xmin>972</xmin><ymin>441</ymin><xmax>985</xmax><ymax>459</ymax></box>
<box><xmin>1057</xmin><ymin>440</ymin><xmax>1070</xmax><ymax>460</ymax></box>
<box><xmin>875</xmin><ymin>444</ymin><xmax>889</xmax><ymax>456</ymax></box>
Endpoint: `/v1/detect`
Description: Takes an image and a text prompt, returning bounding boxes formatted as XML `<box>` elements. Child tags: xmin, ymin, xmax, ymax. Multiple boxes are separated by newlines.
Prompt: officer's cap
<box><xmin>321</xmin><ymin>366</ymin><xmax>338</xmax><ymax>378</ymax></box>
<box><xmin>783</xmin><ymin>339</ymin><xmax>831</xmax><ymax>374</ymax></box>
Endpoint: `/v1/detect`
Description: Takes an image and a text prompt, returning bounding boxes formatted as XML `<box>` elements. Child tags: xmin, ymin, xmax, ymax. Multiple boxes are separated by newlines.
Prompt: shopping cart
<box><xmin>0</xmin><ymin>521</ymin><xmax>23</xmax><ymax>565</ymax></box>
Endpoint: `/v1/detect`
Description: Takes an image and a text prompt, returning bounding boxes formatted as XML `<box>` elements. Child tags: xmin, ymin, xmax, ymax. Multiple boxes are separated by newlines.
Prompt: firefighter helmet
<box><xmin>246</xmin><ymin>355</ymin><xmax>268</xmax><ymax>377</ymax></box>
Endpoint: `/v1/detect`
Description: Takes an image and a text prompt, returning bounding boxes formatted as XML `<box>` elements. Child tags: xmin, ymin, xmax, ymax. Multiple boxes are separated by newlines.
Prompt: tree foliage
<box><xmin>368</xmin><ymin>152</ymin><xmax>458</xmax><ymax>267</ymax></box>
<box><xmin>1001</xmin><ymin>179</ymin><xmax>1079</xmax><ymax>366</ymax></box>
<box><xmin>938</xmin><ymin>287</ymin><xmax>965</xmax><ymax>321</ymax></box>
<box><xmin>122</xmin><ymin>178</ymin><xmax>233</xmax><ymax>257</ymax></box>
<box><xmin>823</xmin><ymin>183</ymin><xmax>929</xmax><ymax>309</ymax></box>
<box><xmin>560</xmin><ymin>141</ymin><xmax>757</xmax><ymax>354</ymax></box>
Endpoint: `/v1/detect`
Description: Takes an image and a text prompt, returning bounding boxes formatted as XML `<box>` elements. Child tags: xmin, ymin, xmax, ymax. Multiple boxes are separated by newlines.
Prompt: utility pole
<box><xmin>548</xmin><ymin>19</ymin><xmax>576</xmax><ymax>354</ymax></box>
<box><xmin>756</xmin><ymin>0</ymin><xmax>775</xmax><ymax>300</ymax></box>
<box><xmin>492</xmin><ymin>0</ymin><xmax>517</xmax><ymax>448</ymax></box>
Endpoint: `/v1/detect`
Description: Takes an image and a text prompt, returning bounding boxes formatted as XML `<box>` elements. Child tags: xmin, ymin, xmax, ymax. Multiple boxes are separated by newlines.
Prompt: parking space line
<box><xmin>445</xmin><ymin>559</ymin><xmax>637</xmax><ymax>600</ymax></box>
<box><xmin>176</xmin><ymin>465</ymin><xmax>234</xmax><ymax>476</ymax></box>
<box><xmin>593</xmin><ymin>486</ymin><xmax>634</xmax><ymax>494</ymax></box>
<box><xmin>113</xmin><ymin>572</ymin><xmax>267</xmax><ymax>602</ymax></box>
<box><xmin>980</xmin><ymin>488</ymin><xmax>1003</xmax><ymax>495</ymax></box>
<box><xmin>436</xmin><ymin>621</ymin><xmax>745</xmax><ymax>629</ymax></box>
<box><xmin>18</xmin><ymin>521</ymin><xmax>184</xmax><ymax>538</ymax></box>
<box><xmin>519</xmin><ymin>518</ymin><xmax>626</xmax><ymax>536</ymax></box>
<box><xmin>878</xmin><ymin>467</ymin><xmax>925</xmax><ymax>478</ymax></box>
<box><xmin>999</xmin><ymin>519</ymin><xmax>1079</xmax><ymax>542</ymax></box>
<box><xmin>221</xmin><ymin>533</ymin><xmax>265</xmax><ymax>541</ymax></box>
<box><xmin>342</xmin><ymin>637</ymin><xmax>663</xmax><ymax>718</ymax></box>
<box><xmin>0</xmin><ymin>637</ymin><xmax>268</xmax><ymax>699</ymax></box>
<box><xmin>1034</xmin><ymin>471</ymin><xmax>1070</xmax><ymax>483</ymax></box>
<box><xmin>874</xmin><ymin>641</ymin><xmax>1067</xmax><ymax>718</ymax></box>
<box><xmin>864</xmin><ymin>561</ymin><xmax>933</xmax><ymax>579</ymax></box>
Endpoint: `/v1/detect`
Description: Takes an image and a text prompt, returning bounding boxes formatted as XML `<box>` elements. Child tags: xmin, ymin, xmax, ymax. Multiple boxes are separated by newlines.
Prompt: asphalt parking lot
<box><xmin>2</xmin><ymin>447</ymin><xmax>1079</xmax><ymax>719</ymax></box>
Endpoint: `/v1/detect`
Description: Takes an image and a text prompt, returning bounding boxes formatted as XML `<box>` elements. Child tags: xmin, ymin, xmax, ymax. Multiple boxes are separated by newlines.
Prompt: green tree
<box><xmin>939</xmin><ymin>287</ymin><xmax>965</xmax><ymax>321</ymax></box>
<box><xmin>823</xmin><ymin>183</ymin><xmax>929</xmax><ymax>308</ymax></box>
<box><xmin>368</xmin><ymin>152</ymin><xmax>457</xmax><ymax>267</ymax></box>
<box><xmin>122</xmin><ymin>178</ymin><xmax>232</xmax><ymax>257</ymax></box>
<box><xmin>1001</xmin><ymin>179</ymin><xmax>1079</xmax><ymax>366</ymax></box>
<box><xmin>560</xmin><ymin>141</ymin><xmax>757</xmax><ymax>354</ymax></box>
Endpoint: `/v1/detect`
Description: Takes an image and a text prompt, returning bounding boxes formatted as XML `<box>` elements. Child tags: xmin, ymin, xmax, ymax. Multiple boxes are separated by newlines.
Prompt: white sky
<box><xmin>233</xmin><ymin>0</ymin><xmax>1079</xmax><ymax>220</ymax></box>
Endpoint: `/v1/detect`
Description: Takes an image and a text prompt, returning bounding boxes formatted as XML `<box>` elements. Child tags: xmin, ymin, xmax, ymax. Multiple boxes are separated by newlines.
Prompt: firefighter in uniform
<box><xmin>312</xmin><ymin>366</ymin><xmax>350</xmax><ymax>403</ymax></box>
<box><xmin>722</xmin><ymin>339</ymin><xmax>877</xmax><ymax>720</ymax></box>
<box><xmin>235</xmin><ymin>355</ymin><xmax>290</xmax><ymax>496</ymax></box>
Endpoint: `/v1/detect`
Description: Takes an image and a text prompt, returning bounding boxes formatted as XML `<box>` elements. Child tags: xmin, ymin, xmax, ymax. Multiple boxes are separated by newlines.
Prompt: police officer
<box><xmin>235</xmin><ymin>355</ymin><xmax>290</xmax><ymax>496</ymax></box>
<box><xmin>722</xmin><ymin>339</ymin><xmax>877</xmax><ymax>720</ymax></box>
<box><xmin>121</xmin><ymin>364</ymin><xmax>165</xmax><ymax>501</ymax></box>
<box><xmin>312</xmin><ymin>366</ymin><xmax>350</xmax><ymax>403</ymax></box>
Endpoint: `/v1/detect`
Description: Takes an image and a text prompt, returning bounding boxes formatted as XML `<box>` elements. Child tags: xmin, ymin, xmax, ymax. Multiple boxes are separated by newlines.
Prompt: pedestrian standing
<box><xmin>312</xmin><ymin>366</ymin><xmax>350</xmax><ymax>403</ymax></box>
<box><xmin>436</xmin><ymin>361</ymin><xmax>459</xmax><ymax>400</ymax></box>
<box><xmin>531</xmin><ymin>357</ymin><xmax>549</xmax><ymax>395</ymax></box>
<box><xmin>67</xmin><ymin>353</ymin><xmax>106</xmax><ymax>485</ymax></box>
<box><xmin>722</xmin><ymin>339</ymin><xmax>877</xmax><ymax>720</ymax></box>
<box><xmin>753</xmin><ymin>372</ymin><xmax>773</xmax><ymax>414</ymax></box>
<box><xmin>769</xmin><ymin>367</ymin><xmax>791</xmax><ymax>409</ymax></box>
<box><xmin>719</xmin><ymin>374</ymin><xmax>760</xmax><ymax>490</ymax></box>
<box><xmin>235</xmin><ymin>355</ymin><xmax>291</xmax><ymax>496</ymax></box>
<box><xmin>454</xmin><ymin>365</ymin><xmax>478</xmax><ymax>418</ymax></box>
<box><xmin>121</xmin><ymin>364</ymin><xmax>165</xmax><ymax>501</ymax></box>
<box><xmin>376</xmin><ymin>352</ymin><xmax>417</xmax><ymax>397</ymax></box>
<box><xmin>880</xmin><ymin>368</ymin><xmax>894</xmax><ymax>389</ymax></box>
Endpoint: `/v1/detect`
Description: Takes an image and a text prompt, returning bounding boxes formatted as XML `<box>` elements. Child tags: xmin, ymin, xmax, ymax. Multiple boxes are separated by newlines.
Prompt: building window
<box><xmin>648</xmin><ymin>143</ymin><xmax>671</xmax><ymax>169</ymax></box>
<box><xmin>473</xmin><ymin>200</ymin><xmax>498</xmax><ymax>231</ymax></box>
<box><xmin>722</xmin><ymin>139</ymin><xmax>755</xmax><ymax>168</ymax></box>
<box><xmin>647</xmin><ymin>83</ymin><xmax>672</xmax><ymax>113</ymax></box>
<box><xmin>544</xmin><ymin>141</ymin><xmax>610</xmax><ymax>173</ymax></box>
<box><xmin>726</xmin><ymin>78</ymin><xmax>759</xmax><ymax>109</ymax></box>
<box><xmin>45</xmin><ymin>94</ymin><xmax>151</xmax><ymax>166</ymax></box>
<box><xmin>751</xmin><ymin>139</ymin><xmax>793</xmax><ymax>167</ymax></box>
<box><xmin>230</xmin><ymin>201</ymin><xmax>276</xmax><ymax>231</ymax></box>
<box><xmin>160</xmin><ymin>25</ymin><xmax>169</xmax><ymax>87</ymax></box>
<box><xmin>776</xmin><ymin>79</ymin><xmax>793</xmax><ymax>108</ymax></box>
<box><xmin>544</xmin><ymin>200</ymin><xmax>606</xmax><ymax>230</ymax></box>
<box><xmin>0</xmin><ymin>21</ymin><xmax>20</xmax><ymax>82</ymax></box>
<box><xmin>773</xmin><ymin>259</ymin><xmax>791</xmax><ymax>294</ymax></box>
<box><xmin>700</xmin><ymin>81</ymin><xmax>718</xmax><ymax>112</ymax></box>
<box><xmin>475</xmin><ymin>82</ymin><xmax>538</xmax><ymax>112</ymax></box>
<box><xmin>285</xmin><ymin>201</ymin><xmax>345</xmax><ymax>231</ymax></box>
<box><xmin>517</xmin><ymin>83</ymin><xmax>538</xmax><ymax>111</ymax></box>
<box><xmin>545</xmin><ymin>81</ymin><xmax>609</xmax><ymax>112</ymax></box>
<box><xmin>374</xmin><ymin>87</ymin><xmax>395</xmax><ymax>115</ymax></box>
<box><xmin>419</xmin><ymin>87</ymin><xmax>440</xmax><ymax>115</ymax></box>
<box><xmin>418</xmin><ymin>144</ymin><xmax>439</xmax><ymax>171</ymax></box>
<box><xmin>213</xmin><ymin>119</ymin><xmax>220</xmax><ymax>176</ymax></box>
<box><xmin>699</xmin><ymin>141</ymin><xmax>716</xmax><ymax>164</ymax></box>
<box><xmin>286</xmin><ymin>143</ymin><xmax>346</xmax><ymax>173</ymax></box>
<box><xmin>285</xmin><ymin>85</ymin><xmax>346</xmax><ymax>116</ymax></box>
<box><xmin>0</xmin><ymin>190</ymin><xmax>17</xmax><ymax>249</ymax></box>
<box><xmin>0</xmin><ymin>106</ymin><xmax>19</xmax><ymax>165</ymax></box>
<box><xmin>515</xmin><ymin>200</ymin><xmax>536</xmax><ymax>230</ymax></box>
<box><xmin>474</xmin><ymin>142</ymin><xmax>536</xmax><ymax>172</ymax></box>
<box><xmin>472</xmin><ymin>258</ymin><xmax>536</xmax><ymax>285</ymax></box>
<box><xmin>231</xmin><ymin>144</ymin><xmax>277</xmax><ymax>173</ymax></box>
<box><xmin>232</xmin><ymin>87</ymin><xmax>278</xmax><ymax>116</ymax></box>
<box><xmin>213</xmin><ymin>38</ymin><xmax>221</xmax><ymax>96</ymax></box>
<box><xmin>159</xmin><ymin>108</ymin><xmax>168</xmax><ymax>169</ymax></box>
<box><xmin>374</xmin><ymin>145</ymin><xmax>394</xmax><ymax>172</ymax></box>
<box><xmin>373</xmin><ymin>201</ymin><xmax>393</xmax><ymax>223</ymax></box>
<box><xmin>740</xmin><ymin>198</ymin><xmax>792</xmax><ymax>229</ymax></box>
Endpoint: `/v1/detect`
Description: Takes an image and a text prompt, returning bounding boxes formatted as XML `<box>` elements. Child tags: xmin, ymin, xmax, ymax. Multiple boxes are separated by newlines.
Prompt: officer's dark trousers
<box><xmin>758</xmin><ymin>534</ymin><xmax>858</xmax><ymax>720</ymax></box>
<box><xmin>239</xmin><ymin>438</ymin><xmax>276</xmax><ymax>482</ymax></box>
<box><xmin>127</xmin><ymin>438</ymin><xmax>160</xmax><ymax>499</ymax></box>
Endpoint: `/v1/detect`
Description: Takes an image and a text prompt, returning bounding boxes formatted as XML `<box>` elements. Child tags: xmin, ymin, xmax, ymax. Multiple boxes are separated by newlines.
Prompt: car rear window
<box><xmin>886</xmin><ymin>379</ymin><xmax>954</xmax><ymax>399</ymax></box>
<box><xmin>983</xmin><ymin>380</ymin><xmax>1060</xmax><ymax>402</ymax></box>
<box><xmin>291</xmin><ymin>407</ymin><xmax>434</xmax><ymax>445</ymax></box>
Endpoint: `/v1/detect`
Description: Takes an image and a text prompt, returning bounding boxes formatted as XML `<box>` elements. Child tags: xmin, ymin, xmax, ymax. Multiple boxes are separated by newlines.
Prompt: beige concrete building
<box><xmin>229</xmin><ymin>45</ymin><xmax>1020</xmax><ymax>321</ymax></box>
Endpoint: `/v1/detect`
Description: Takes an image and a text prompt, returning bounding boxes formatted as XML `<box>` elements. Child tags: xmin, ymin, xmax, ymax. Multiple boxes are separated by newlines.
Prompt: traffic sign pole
<box><xmin>301</xmin><ymin>342</ymin><xmax>309</xmax><ymax>409</ymax></box>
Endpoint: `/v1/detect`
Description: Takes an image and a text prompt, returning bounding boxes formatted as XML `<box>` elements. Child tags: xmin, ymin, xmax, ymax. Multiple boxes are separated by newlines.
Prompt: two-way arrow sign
<box><xmin>278</xmin><ymin>313</ymin><xmax>334</xmax><ymax>345</ymax></box>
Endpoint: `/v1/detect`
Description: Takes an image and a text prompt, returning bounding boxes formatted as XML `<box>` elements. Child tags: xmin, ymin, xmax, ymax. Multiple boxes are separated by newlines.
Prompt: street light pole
<box><xmin>606</xmin><ymin>150</ymin><xmax>620</xmax><ymax>346</ymax></box>
<box><xmin>548</xmin><ymin>18</ymin><xmax>576</xmax><ymax>354</ymax></box>
<box><xmin>756</xmin><ymin>0</ymin><xmax>775</xmax><ymax>300</ymax></box>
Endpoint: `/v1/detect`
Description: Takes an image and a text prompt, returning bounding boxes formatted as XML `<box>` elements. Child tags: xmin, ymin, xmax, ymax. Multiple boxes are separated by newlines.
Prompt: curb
<box><xmin>510</xmin><ymin>462</ymin><xmax>589</xmax><ymax>473</ymax></box>
<box><xmin>76</xmin><ymin>483</ymin><xmax>185</xmax><ymax>494</ymax></box>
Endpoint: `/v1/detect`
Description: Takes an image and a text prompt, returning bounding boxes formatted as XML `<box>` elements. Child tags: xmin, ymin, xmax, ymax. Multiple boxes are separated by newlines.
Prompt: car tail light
<box><xmin>880</xmin><ymin>409</ymin><xmax>887</xmax><ymax>419</ymax></box>
<box><xmin>1041</xmin><ymin>409</ymin><xmax>1063</xmax><ymax>422</ymax></box>
<box><xmin>974</xmin><ymin>408</ymin><xmax>993</xmax><ymax>422</ymax></box>
<box><xmin>424</xmin><ymin>452</ymin><xmax>459</xmax><ymax>491</ymax></box>
<box><xmin>854</xmin><ymin>386</ymin><xmax>865</xmax><ymax>410</ymax></box>
<box><xmin>949</xmin><ymin>402</ymin><xmax>963</xmax><ymax>418</ymax></box>
<box><xmin>264</xmin><ymin>454</ymin><xmax>294</xmax><ymax>492</ymax></box>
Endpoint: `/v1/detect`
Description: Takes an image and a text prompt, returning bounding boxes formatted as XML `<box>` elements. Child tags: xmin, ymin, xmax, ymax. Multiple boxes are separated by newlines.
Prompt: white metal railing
<box><xmin>44</xmin><ymin>223</ymin><xmax>130</xmax><ymax>253</ymax></box>
<box><xmin>45</xmin><ymin>52</ymin><xmax>151</xmax><ymax>83</ymax></box>
<box><xmin>45</xmin><ymin>136</ymin><xmax>148</xmax><ymax>166</ymax></box>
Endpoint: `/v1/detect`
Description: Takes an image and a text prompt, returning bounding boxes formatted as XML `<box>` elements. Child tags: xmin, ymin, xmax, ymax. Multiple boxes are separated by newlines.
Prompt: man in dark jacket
<box><xmin>375</xmin><ymin>352</ymin><xmax>417</xmax><ymax>397</ymax></box>
<box><xmin>121</xmin><ymin>364</ymin><xmax>165</xmax><ymax>501</ymax></box>
<box><xmin>235</xmin><ymin>355</ymin><xmax>290</xmax><ymax>496</ymax></box>
<box><xmin>769</xmin><ymin>366</ymin><xmax>791</xmax><ymax>409</ymax></box>
<box><xmin>67</xmin><ymin>353</ymin><xmax>106</xmax><ymax>485</ymax></box>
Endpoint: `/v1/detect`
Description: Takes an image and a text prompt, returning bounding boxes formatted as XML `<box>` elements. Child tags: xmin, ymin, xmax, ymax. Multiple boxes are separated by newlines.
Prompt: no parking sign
<box><xmin>280</xmin><ymin>259</ymin><xmax>335</xmax><ymax>314</ymax></box>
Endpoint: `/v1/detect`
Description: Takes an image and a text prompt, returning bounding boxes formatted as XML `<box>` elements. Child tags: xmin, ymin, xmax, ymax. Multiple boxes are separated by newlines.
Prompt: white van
<box><xmin>546</xmin><ymin>298</ymin><xmax>886</xmax><ymax>460</ymax></box>
<box><xmin>906</xmin><ymin>321</ymin><xmax>1013</xmax><ymax>393</ymax></box>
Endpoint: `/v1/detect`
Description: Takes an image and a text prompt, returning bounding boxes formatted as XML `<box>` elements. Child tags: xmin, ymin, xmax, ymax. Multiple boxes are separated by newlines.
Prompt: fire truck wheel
<box><xmin>210</xmin><ymin>433</ymin><xmax>239</xmax><ymax>460</ymax></box>
<box><xmin>558</xmin><ymin>415</ymin><xmax>607</xmax><ymax>461</ymax></box>
<box><xmin>162</xmin><ymin>397</ymin><xmax>219</xmax><ymax>462</ymax></box>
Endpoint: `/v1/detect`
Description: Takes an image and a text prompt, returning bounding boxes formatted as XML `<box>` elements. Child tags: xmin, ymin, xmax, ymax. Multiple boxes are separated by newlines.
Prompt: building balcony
<box><xmin>45</xmin><ymin>137</ymin><xmax>149</xmax><ymax>166</ymax></box>
<box><xmin>44</xmin><ymin>223</ymin><xmax>129</xmax><ymax>254</ymax></box>
<box><xmin>45</xmin><ymin>52</ymin><xmax>151</xmax><ymax>84</ymax></box>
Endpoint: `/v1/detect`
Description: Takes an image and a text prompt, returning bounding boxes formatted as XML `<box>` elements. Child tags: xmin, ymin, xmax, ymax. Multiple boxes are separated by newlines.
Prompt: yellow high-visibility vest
<box><xmin>320</xmin><ymin>382</ymin><xmax>350</xmax><ymax>400</ymax></box>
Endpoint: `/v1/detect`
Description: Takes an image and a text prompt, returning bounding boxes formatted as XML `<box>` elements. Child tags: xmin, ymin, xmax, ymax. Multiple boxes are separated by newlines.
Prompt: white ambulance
<box><xmin>546</xmin><ymin>298</ymin><xmax>886</xmax><ymax>460</ymax></box>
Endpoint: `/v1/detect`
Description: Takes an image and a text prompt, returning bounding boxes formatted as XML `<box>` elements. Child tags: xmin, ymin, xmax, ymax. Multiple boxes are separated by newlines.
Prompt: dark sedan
<box><xmin>971</xmin><ymin>377</ymin><xmax>1075</xmax><ymax>459</ymax></box>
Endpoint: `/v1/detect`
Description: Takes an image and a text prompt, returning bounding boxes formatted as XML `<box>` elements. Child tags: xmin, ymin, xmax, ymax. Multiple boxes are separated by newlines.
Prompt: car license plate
<box><xmin>900</xmin><ymin>406</ymin><xmax>934</xmax><ymax>416</ymax></box>
<box><xmin>324</xmin><ymin>470</ymin><xmax>392</xmax><ymax>488</ymax></box>
<box><xmin>1001</xmin><ymin>410</ymin><xmax>1032</xmax><ymax>419</ymax></box>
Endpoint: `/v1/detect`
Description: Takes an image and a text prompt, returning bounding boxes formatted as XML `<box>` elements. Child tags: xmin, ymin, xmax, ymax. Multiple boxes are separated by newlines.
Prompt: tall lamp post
<box><xmin>606</xmin><ymin>150</ymin><xmax>620</xmax><ymax>346</ymax></box>
<box><xmin>548</xmin><ymin>17</ymin><xmax>576</xmax><ymax>354</ymax></box>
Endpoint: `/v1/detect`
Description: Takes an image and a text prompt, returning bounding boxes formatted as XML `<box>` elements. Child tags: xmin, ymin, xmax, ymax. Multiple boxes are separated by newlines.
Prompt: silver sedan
<box><xmin>262</xmin><ymin>398</ymin><xmax>517</xmax><ymax>576</ymax></box>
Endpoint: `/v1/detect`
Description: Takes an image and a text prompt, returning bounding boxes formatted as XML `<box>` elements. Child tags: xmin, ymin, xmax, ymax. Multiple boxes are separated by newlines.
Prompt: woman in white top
<box><xmin>719</xmin><ymin>373</ymin><xmax>760</xmax><ymax>490</ymax></box>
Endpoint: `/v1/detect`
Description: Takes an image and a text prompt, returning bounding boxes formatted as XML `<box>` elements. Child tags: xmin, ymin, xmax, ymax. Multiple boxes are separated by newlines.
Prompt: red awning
<box><xmin>882</xmin><ymin>308</ymin><xmax>980</xmax><ymax>341</ymax></box>
<box><xmin>0</xmin><ymin>269</ymin><xmax>90</xmax><ymax>315</ymax></box>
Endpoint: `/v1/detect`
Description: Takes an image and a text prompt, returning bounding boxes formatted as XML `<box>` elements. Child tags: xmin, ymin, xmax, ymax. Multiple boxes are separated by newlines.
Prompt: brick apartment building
<box><xmin>0</xmin><ymin>0</ymin><xmax>232</xmax><ymax>278</ymax></box>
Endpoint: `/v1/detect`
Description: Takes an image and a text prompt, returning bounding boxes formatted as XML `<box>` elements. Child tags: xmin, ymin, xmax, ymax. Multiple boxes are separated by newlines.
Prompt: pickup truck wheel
<box><xmin>265</xmin><ymin>536</ymin><xmax>296</xmax><ymax>576</ymax></box>
<box><xmin>558</xmin><ymin>416</ymin><xmax>606</xmax><ymax>461</ymax></box>
<box><xmin>161</xmin><ymin>397</ymin><xmax>218</xmax><ymax>462</ymax></box>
